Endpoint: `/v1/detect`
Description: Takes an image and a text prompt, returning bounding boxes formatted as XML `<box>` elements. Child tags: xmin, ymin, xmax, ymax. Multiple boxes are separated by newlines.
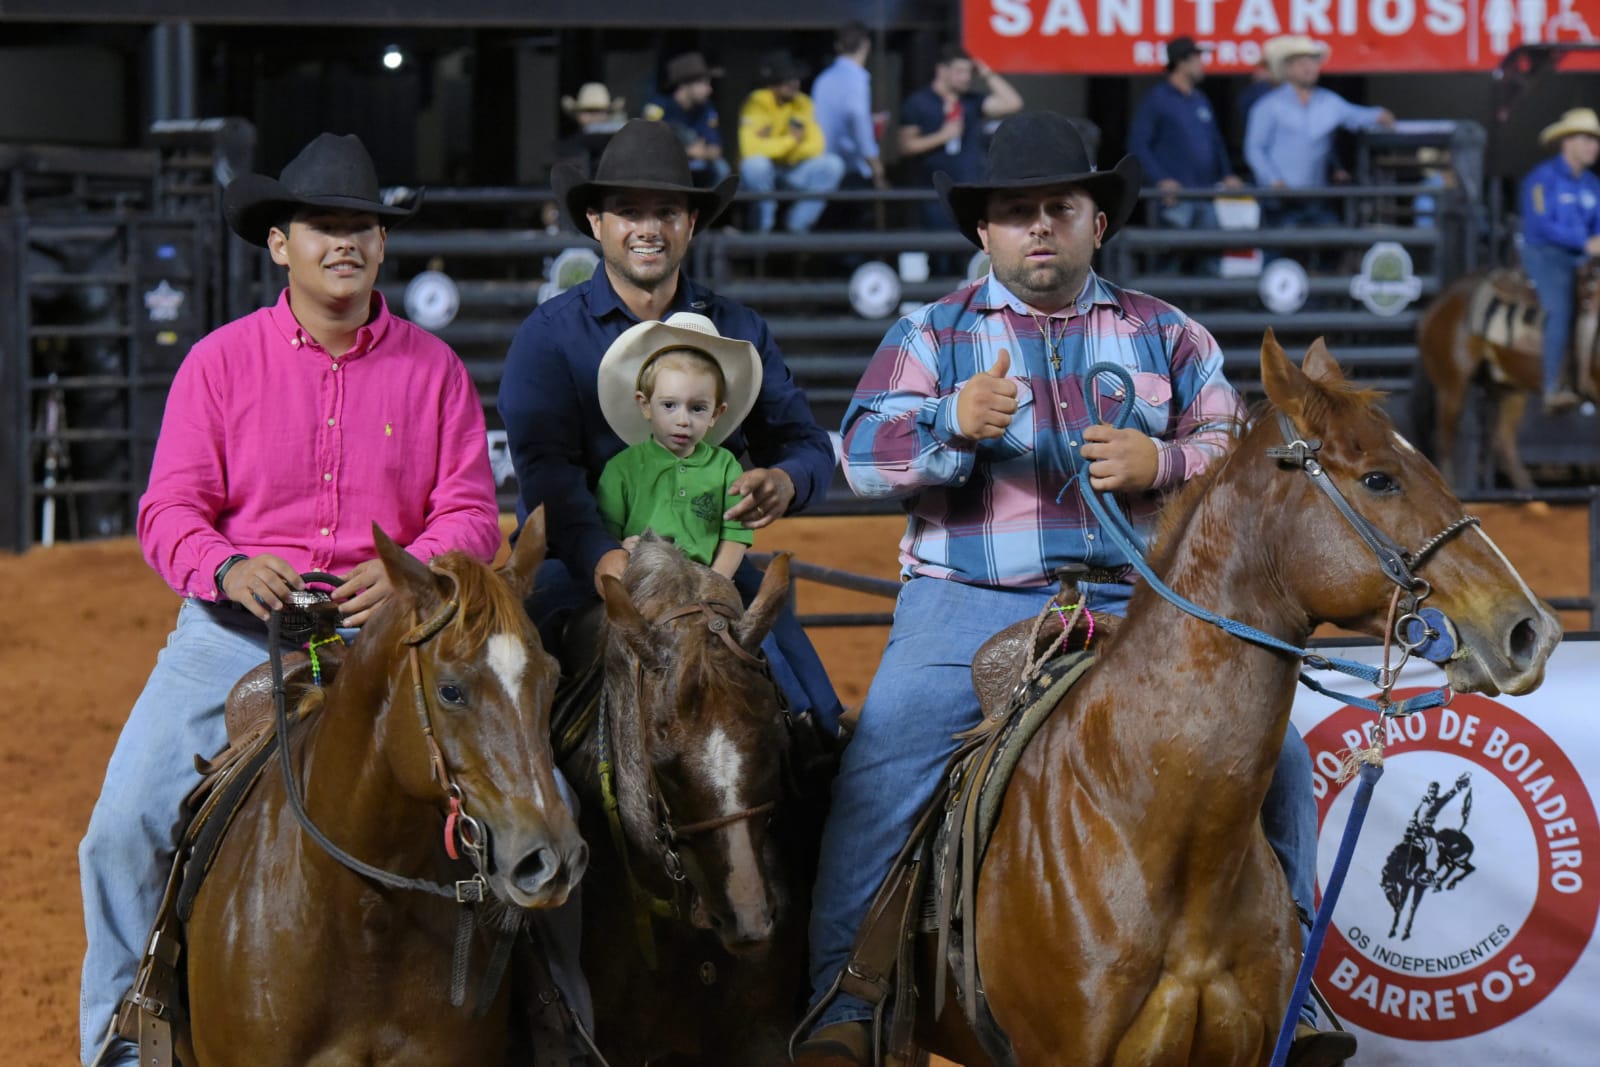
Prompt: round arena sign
<box><xmin>1305</xmin><ymin>691</ymin><xmax>1600</xmax><ymax>1040</ymax></box>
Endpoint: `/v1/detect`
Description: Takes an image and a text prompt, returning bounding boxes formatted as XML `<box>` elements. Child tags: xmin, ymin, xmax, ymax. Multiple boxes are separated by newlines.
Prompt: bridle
<box><xmin>596</xmin><ymin>598</ymin><xmax>781</xmax><ymax>967</ymax></box>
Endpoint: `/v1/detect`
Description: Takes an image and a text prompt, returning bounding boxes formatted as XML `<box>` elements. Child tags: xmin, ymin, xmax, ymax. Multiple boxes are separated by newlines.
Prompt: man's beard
<box><xmin>606</xmin><ymin>247</ymin><xmax>679</xmax><ymax>292</ymax></box>
<box><xmin>994</xmin><ymin>257</ymin><xmax>1084</xmax><ymax>306</ymax></box>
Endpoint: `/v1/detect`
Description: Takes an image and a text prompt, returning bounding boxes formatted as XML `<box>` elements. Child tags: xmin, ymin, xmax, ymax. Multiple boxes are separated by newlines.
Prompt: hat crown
<box><xmin>665</xmin><ymin>52</ymin><xmax>713</xmax><ymax>87</ymax></box>
<box><xmin>277</xmin><ymin>133</ymin><xmax>382</xmax><ymax>202</ymax></box>
<box><xmin>976</xmin><ymin>112</ymin><xmax>1095</xmax><ymax>186</ymax></box>
<box><xmin>571</xmin><ymin>82</ymin><xmax>616</xmax><ymax>110</ymax></box>
<box><xmin>592</xmin><ymin>119</ymin><xmax>696</xmax><ymax>189</ymax></box>
<box><xmin>661</xmin><ymin>311</ymin><xmax>720</xmax><ymax>338</ymax></box>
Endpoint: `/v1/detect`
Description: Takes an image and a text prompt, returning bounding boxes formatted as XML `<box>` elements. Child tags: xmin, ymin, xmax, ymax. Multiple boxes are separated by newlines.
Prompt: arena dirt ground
<box><xmin>2</xmin><ymin>505</ymin><xmax>1590</xmax><ymax>1066</ymax></box>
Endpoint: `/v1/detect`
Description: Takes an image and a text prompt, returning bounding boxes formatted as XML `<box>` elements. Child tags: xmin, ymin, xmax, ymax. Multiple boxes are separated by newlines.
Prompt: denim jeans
<box><xmin>528</xmin><ymin>556</ymin><xmax>846</xmax><ymax>737</ymax></box>
<box><xmin>806</xmin><ymin>577</ymin><xmax>1321</xmax><ymax>1029</ymax></box>
<box><xmin>740</xmin><ymin>152</ymin><xmax>846</xmax><ymax>233</ymax></box>
<box><xmin>1522</xmin><ymin>242</ymin><xmax>1583</xmax><ymax>394</ymax></box>
<box><xmin>1157</xmin><ymin>198</ymin><xmax>1222</xmax><ymax>277</ymax></box>
<box><xmin>79</xmin><ymin>600</ymin><xmax>592</xmax><ymax>1066</ymax></box>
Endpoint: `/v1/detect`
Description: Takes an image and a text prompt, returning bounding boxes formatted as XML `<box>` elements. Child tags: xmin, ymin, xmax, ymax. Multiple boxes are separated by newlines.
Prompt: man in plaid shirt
<box><xmin>795</xmin><ymin>112</ymin><xmax>1351</xmax><ymax>1067</ymax></box>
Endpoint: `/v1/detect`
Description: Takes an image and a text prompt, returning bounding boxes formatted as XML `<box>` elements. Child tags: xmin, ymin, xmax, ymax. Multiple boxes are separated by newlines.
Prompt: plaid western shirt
<box><xmin>840</xmin><ymin>272</ymin><xmax>1244</xmax><ymax>589</ymax></box>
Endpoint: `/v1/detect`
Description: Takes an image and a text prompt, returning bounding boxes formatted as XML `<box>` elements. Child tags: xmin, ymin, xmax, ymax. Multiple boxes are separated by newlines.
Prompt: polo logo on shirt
<box><xmin>691</xmin><ymin>491</ymin><xmax>720</xmax><ymax>524</ymax></box>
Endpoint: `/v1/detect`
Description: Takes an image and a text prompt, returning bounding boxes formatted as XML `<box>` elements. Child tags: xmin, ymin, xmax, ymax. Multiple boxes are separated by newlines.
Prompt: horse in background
<box><xmin>1412</xmin><ymin>263</ymin><xmax>1600</xmax><ymax>489</ymax></box>
<box><xmin>557</xmin><ymin>534</ymin><xmax>818</xmax><ymax>1065</ymax></box>
<box><xmin>181</xmin><ymin>513</ymin><xmax>588</xmax><ymax>1066</ymax></box>
<box><xmin>907</xmin><ymin>335</ymin><xmax>1558</xmax><ymax>1065</ymax></box>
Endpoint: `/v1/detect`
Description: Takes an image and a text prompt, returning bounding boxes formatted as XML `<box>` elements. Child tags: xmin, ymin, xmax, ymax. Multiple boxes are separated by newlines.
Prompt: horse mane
<box><xmin>430</xmin><ymin>549</ymin><xmax>532</xmax><ymax>656</ymax></box>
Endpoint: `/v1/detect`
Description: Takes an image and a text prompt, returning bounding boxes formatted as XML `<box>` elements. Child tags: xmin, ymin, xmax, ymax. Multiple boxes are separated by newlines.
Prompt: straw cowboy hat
<box><xmin>222</xmin><ymin>133</ymin><xmax>417</xmax><ymax>248</ymax></box>
<box><xmin>1264</xmin><ymin>35</ymin><xmax>1331</xmax><ymax>78</ymax></box>
<box><xmin>934</xmin><ymin>111</ymin><xmax>1143</xmax><ymax>249</ymax></box>
<box><xmin>551</xmin><ymin>119</ymin><xmax>739</xmax><ymax>238</ymax></box>
<box><xmin>597</xmin><ymin>312</ymin><xmax>764</xmax><ymax>446</ymax></box>
<box><xmin>1540</xmin><ymin>107</ymin><xmax>1600</xmax><ymax>147</ymax></box>
<box><xmin>562</xmin><ymin>82</ymin><xmax>625</xmax><ymax>118</ymax></box>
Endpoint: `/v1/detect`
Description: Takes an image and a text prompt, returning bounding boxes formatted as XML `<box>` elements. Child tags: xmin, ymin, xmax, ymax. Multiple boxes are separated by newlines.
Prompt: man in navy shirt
<box><xmin>1521</xmin><ymin>106</ymin><xmax>1600</xmax><ymax>413</ymax></box>
<box><xmin>897</xmin><ymin>44</ymin><xmax>1023</xmax><ymax>232</ymax></box>
<box><xmin>498</xmin><ymin>118</ymin><xmax>844</xmax><ymax>733</ymax></box>
<box><xmin>1128</xmin><ymin>36</ymin><xmax>1242</xmax><ymax>232</ymax></box>
<box><xmin>642</xmin><ymin>51</ymin><xmax>731</xmax><ymax>189</ymax></box>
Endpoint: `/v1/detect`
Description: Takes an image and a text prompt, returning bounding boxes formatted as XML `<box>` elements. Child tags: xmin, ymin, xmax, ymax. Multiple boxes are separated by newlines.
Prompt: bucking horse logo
<box><xmin>1380</xmin><ymin>773</ymin><xmax>1476</xmax><ymax>941</ymax></box>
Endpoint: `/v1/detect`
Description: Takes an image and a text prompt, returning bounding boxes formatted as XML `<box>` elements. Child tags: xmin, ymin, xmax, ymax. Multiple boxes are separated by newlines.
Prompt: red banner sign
<box><xmin>963</xmin><ymin>0</ymin><xmax>1600</xmax><ymax>73</ymax></box>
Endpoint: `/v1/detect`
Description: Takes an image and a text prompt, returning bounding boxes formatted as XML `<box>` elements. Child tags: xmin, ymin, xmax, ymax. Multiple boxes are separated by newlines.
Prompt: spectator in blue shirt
<box><xmin>1128</xmin><ymin>35</ymin><xmax>1243</xmax><ymax>232</ymax></box>
<box><xmin>642</xmin><ymin>51</ymin><xmax>731</xmax><ymax>189</ymax></box>
<box><xmin>498</xmin><ymin>118</ymin><xmax>844</xmax><ymax>735</ymax></box>
<box><xmin>1520</xmin><ymin>106</ymin><xmax>1600</xmax><ymax>413</ymax></box>
<box><xmin>812</xmin><ymin>22</ymin><xmax>887</xmax><ymax>193</ymax></box>
<box><xmin>898</xmin><ymin>44</ymin><xmax>1023</xmax><ymax>232</ymax></box>
<box><xmin>1245</xmin><ymin>35</ymin><xmax>1393</xmax><ymax>228</ymax></box>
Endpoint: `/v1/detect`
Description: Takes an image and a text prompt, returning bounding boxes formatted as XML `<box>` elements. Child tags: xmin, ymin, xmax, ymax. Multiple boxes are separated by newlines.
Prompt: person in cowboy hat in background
<box><xmin>497</xmin><ymin>118</ymin><xmax>845</xmax><ymax>739</ymax></box>
<box><xmin>795</xmin><ymin>110</ymin><xmax>1352</xmax><ymax>1067</ymax></box>
<box><xmin>554</xmin><ymin>81</ymin><xmax>629</xmax><ymax>181</ymax></box>
<box><xmin>594</xmin><ymin>313</ymin><xmax>764</xmax><ymax>577</ymax></box>
<box><xmin>1520</xmin><ymin>105</ymin><xmax>1600</xmax><ymax>413</ymax></box>
<box><xmin>77</xmin><ymin>132</ymin><xmax>503</xmax><ymax>1067</ymax></box>
<box><xmin>642</xmin><ymin>50</ymin><xmax>731</xmax><ymax>189</ymax></box>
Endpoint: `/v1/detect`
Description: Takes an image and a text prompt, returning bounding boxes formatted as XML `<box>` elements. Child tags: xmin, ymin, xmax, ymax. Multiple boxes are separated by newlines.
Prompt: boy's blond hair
<box><xmin>635</xmin><ymin>347</ymin><xmax>728</xmax><ymax>405</ymax></box>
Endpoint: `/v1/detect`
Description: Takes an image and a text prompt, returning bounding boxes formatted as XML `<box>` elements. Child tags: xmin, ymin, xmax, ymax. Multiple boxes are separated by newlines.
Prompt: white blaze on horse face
<box><xmin>706</xmin><ymin>726</ymin><xmax>766</xmax><ymax>928</ymax></box>
<box><xmin>1468</xmin><ymin>526</ymin><xmax>1541</xmax><ymax>611</ymax></box>
<box><xmin>1391</xmin><ymin>430</ymin><xmax>1421</xmax><ymax>456</ymax></box>
<box><xmin>486</xmin><ymin>633</ymin><xmax>528</xmax><ymax>713</ymax></box>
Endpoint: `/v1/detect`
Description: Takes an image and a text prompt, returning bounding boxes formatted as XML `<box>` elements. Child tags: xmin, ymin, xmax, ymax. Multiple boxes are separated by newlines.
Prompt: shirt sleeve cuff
<box><xmin>919</xmin><ymin>394</ymin><xmax>975</xmax><ymax>450</ymax></box>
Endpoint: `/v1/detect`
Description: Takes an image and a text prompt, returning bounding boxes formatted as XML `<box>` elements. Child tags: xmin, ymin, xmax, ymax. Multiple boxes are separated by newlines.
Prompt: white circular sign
<box><xmin>549</xmin><ymin>247</ymin><xmax>600</xmax><ymax>290</ymax></box>
<box><xmin>1259</xmin><ymin>258</ymin><xmax>1310</xmax><ymax>315</ymax></box>
<box><xmin>403</xmin><ymin>270</ymin><xmax>460</xmax><ymax>330</ymax></box>
<box><xmin>849</xmin><ymin>261</ymin><xmax>902</xmax><ymax>319</ymax></box>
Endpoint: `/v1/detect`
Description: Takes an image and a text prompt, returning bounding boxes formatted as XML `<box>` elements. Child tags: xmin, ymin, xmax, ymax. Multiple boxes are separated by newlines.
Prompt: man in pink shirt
<box><xmin>78</xmin><ymin>133</ymin><xmax>502</xmax><ymax>1066</ymax></box>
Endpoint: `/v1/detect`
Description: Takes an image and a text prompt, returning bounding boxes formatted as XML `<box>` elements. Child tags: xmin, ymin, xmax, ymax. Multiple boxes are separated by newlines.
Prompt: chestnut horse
<box><xmin>181</xmin><ymin>513</ymin><xmax>588</xmax><ymax>1066</ymax></box>
<box><xmin>1413</xmin><ymin>263</ymin><xmax>1600</xmax><ymax>489</ymax></box>
<box><xmin>910</xmin><ymin>335</ymin><xmax>1560</xmax><ymax>1066</ymax></box>
<box><xmin>559</xmin><ymin>535</ymin><xmax>814</xmax><ymax>1064</ymax></box>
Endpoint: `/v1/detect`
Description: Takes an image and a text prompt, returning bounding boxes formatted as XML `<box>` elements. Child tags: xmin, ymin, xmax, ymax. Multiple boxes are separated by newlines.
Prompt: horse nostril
<box><xmin>511</xmin><ymin>847</ymin><xmax>559</xmax><ymax>893</ymax></box>
<box><xmin>1508</xmin><ymin>617</ymin><xmax>1539</xmax><ymax>669</ymax></box>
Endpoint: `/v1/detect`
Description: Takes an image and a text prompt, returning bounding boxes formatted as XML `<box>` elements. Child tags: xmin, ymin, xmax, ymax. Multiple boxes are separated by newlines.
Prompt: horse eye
<box><xmin>437</xmin><ymin>684</ymin><xmax>466</xmax><ymax>706</ymax></box>
<box><xmin>1360</xmin><ymin>471</ymin><xmax>1397</xmax><ymax>494</ymax></box>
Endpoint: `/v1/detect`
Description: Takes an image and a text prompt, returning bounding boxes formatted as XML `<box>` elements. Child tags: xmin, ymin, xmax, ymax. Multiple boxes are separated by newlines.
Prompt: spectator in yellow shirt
<box><xmin>738</xmin><ymin>50</ymin><xmax>845</xmax><ymax>233</ymax></box>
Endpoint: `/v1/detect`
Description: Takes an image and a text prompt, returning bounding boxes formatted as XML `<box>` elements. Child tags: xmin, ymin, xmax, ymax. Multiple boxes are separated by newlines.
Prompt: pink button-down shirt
<box><xmin>138</xmin><ymin>289</ymin><xmax>502</xmax><ymax>599</ymax></box>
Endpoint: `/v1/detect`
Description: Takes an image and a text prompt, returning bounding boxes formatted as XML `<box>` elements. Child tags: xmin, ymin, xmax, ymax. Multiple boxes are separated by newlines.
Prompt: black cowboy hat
<box><xmin>933</xmin><ymin>111</ymin><xmax>1143</xmax><ymax>249</ymax></box>
<box><xmin>663</xmin><ymin>51</ymin><xmax>723</xmax><ymax>90</ymax></box>
<box><xmin>222</xmin><ymin>132</ymin><xmax>418</xmax><ymax>248</ymax></box>
<box><xmin>758</xmin><ymin>50</ymin><xmax>805</xmax><ymax>85</ymax></box>
<box><xmin>551</xmin><ymin>119</ymin><xmax>739</xmax><ymax>239</ymax></box>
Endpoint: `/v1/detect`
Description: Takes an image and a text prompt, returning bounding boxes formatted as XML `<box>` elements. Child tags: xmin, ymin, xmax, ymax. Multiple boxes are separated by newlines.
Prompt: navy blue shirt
<box><xmin>901</xmin><ymin>88</ymin><xmax>986</xmax><ymax>187</ymax></box>
<box><xmin>497</xmin><ymin>268</ymin><xmax>834</xmax><ymax>581</ymax></box>
<box><xmin>1128</xmin><ymin>80</ymin><xmax>1233</xmax><ymax>189</ymax></box>
<box><xmin>643</xmin><ymin>94</ymin><xmax>722</xmax><ymax>170</ymax></box>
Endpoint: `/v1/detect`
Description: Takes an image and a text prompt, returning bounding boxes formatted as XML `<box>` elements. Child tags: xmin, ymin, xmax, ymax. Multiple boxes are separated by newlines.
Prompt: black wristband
<box><xmin>214</xmin><ymin>554</ymin><xmax>249</xmax><ymax>600</ymax></box>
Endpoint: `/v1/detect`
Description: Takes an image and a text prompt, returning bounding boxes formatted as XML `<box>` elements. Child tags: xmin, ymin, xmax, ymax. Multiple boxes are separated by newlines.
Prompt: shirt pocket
<box><xmin>982</xmin><ymin>379</ymin><xmax>1037</xmax><ymax>462</ymax></box>
<box><xmin>1090</xmin><ymin>372</ymin><xmax>1172</xmax><ymax>437</ymax></box>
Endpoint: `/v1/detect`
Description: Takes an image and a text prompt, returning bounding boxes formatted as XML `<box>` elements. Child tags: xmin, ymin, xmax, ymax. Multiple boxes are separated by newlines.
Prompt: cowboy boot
<box><xmin>1287</xmin><ymin>1021</ymin><xmax>1358</xmax><ymax>1067</ymax></box>
<box><xmin>791</xmin><ymin>1020</ymin><xmax>871</xmax><ymax>1067</ymax></box>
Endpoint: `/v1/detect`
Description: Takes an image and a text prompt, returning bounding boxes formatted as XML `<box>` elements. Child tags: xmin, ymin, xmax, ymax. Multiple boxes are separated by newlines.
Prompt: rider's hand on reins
<box><xmin>1080</xmin><ymin>424</ymin><xmax>1160</xmax><ymax>493</ymax></box>
<box><xmin>331</xmin><ymin>558</ymin><xmax>396</xmax><ymax>627</ymax></box>
<box><xmin>222</xmin><ymin>553</ymin><xmax>304</xmax><ymax>621</ymax></box>
<box><xmin>956</xmin><ymin>348</ymin><xmax>1018</xmax><ymax>441</ymax></box>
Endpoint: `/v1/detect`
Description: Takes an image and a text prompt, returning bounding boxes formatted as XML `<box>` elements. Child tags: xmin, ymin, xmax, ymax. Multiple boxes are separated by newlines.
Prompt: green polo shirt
<box><xmin>596</xmin><ymin>438</ymin><xmax>754</xmax><ymax>566</ymax></box>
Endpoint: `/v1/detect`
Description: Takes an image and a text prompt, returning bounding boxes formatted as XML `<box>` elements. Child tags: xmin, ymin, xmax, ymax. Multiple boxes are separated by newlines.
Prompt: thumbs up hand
<box><xmin>956</xmin><ymin>349</ymin><xmax>1019</xmax><ymax>441</ymax></box>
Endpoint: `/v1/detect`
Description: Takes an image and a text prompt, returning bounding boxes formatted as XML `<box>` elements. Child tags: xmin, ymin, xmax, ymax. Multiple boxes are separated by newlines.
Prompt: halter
<box><xmin>597</xmin><ymin>598</ymin><xmax>780</xmax><ymax>967</ymax></box>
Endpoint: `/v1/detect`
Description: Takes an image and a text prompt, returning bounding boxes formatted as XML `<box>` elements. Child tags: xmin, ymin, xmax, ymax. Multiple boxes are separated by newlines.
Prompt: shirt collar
<box><xmin>584</xmin><ymin>265</ymin><xmax>710</xmax><ymax>323</ymax></box>
<box><xmin>976</xmin><ymin>272</ymin><xmax>1115</xmax><ymax>318</ymax></box>
<box><xmin>644</xmin><ymin>436</ymin><xmax>715</xmax><ymax>466</ymax></box>
<box><xmin>268</xmin><ymin>288</ymin><xmax>393</xmax><ymax>358</ymax></box>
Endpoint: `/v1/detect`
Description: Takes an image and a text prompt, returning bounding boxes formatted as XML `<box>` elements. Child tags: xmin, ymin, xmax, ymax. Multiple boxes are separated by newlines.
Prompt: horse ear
<box><xmin>1302</xmin><ymin>337</ymin><xmax>1347</xmax><ymax>385</ymax></box>
<box><xmin>736</xmin><ymin>553</ymin><xmax>791</xmax><ymax>652</ymax></box>
<box><xmin>373</xmin><ymin>522</ymin><xmax>436</xmax><ymax>600</ymax></box>
<box><xmin>600</xmin><ymin>573</ymin><xmax>663</xmax><ymax>669</ymax></box>
<box><xmin>501</xmin><ymin>505</ymin><xmax>548</xmax><ymax>600</ymax></box>
<box><xmin>1259</xmin><ymin>327</ymin><xmax>1312</xmax><ymax>419</ymax></box>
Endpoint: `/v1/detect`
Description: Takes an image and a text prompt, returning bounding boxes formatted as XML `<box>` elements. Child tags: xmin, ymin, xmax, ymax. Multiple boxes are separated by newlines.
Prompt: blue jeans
<box><xmin>1157</xmin><ymin>198</ymin><xmax>1222</xmax><ymax>276</ymax></box>
<box><xmin>806</xmin><ymin>577</ymin><xmax>1320</xmax><ymax>1030</ymax></box>
<box><xmin>740</xmin><ymin>153</ymin><xmax>846</xmax><ymax>233</ymax></box>
<box><xmin>1523</xmin><ymin>241</ymin><xmax>1583</xmax><ymax>394</ymax></box>
<box><xmin>529</xmin><ymin>556</ymin><xmax>846</xmax><ymax>737</ymax></box>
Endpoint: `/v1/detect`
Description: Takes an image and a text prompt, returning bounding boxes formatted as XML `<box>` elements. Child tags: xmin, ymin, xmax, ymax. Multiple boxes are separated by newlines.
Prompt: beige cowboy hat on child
<box><xmin>562</xmin><ymin>82</ymin><xmax>625</xmax><ymax>118</ymax></box>
<box><xmin>1539</xmin><ymin>107</ymin><xmax>1600</xmax><ymax>147</ymax></box>
<box><xmin>1264</xmin><ymin>35</ymin><xmax>1330</xmax><ymax>78</ymax></box>
<box><xmin>597</xmin><ymin>312</ymin><xmax>764</xmax><ymax>447</ymax></box>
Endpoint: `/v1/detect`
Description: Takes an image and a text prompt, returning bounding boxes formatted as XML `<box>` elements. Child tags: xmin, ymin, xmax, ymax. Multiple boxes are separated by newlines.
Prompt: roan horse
<box><xmin>181</xmin><ymin>513</ymin><xmax>589</xmax><ymax>1066</ymax></box>
<box><xmin>557</xmin><ymin>535</ymin><xmax>815</xmax><ymax>1064</ymax></box>
<box><xmin>1413</xmin><ymin>262</ymin><xmax>1600</xmax><ymax>489</ymax></box>
<box><xmin>908</xmin><ymin>334</ymin><xmax>1559</xmax><ymax>1066</ymax></box>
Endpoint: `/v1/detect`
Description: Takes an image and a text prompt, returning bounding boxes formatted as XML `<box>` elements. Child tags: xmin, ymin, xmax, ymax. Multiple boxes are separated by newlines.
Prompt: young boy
<box><xmin>594</xmin><ymin>312</ymin><xmax>764</xmax><ymax>578</ymax></box>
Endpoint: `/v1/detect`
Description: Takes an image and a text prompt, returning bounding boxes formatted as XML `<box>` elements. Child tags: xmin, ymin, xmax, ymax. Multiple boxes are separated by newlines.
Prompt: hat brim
<box><xmin>934</xmin><ymin>155</ymin><xmax>1145</xmax><ymax>249</ymax></box>
<box><xmin>1540</xmin><ymin>121</ymin><xmax>1600</xmax><ymax>146</ymax></box>
<box><xmin>552</xmin><ymin>162</ymin><xmax>739</xmax><ymax>238</ymax></box>
<box><xmin>596</xmin><ymin>320</ymin><xmax>764</xmax><ymax>447</ymax></box>
<box><xmin>223</xmin><ymin>173</ymin><xmax>418</xmax><ymax>247</ymax></box>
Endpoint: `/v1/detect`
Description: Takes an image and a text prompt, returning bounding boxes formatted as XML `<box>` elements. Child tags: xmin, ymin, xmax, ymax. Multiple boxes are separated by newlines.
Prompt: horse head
<box><xmin>599</xmin><ymin>534</ymin><xmax>793</xmax><ymax>953</ymax></box>
<box><xmin>362</xmin><ymin>507</ymin><xmax>587</xmax><ymax>910</ymax></box>
<box><xmin>1256</xmin><ymin>331</ymin><xmax>1560</xmax><ymax>695</ymax></box>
